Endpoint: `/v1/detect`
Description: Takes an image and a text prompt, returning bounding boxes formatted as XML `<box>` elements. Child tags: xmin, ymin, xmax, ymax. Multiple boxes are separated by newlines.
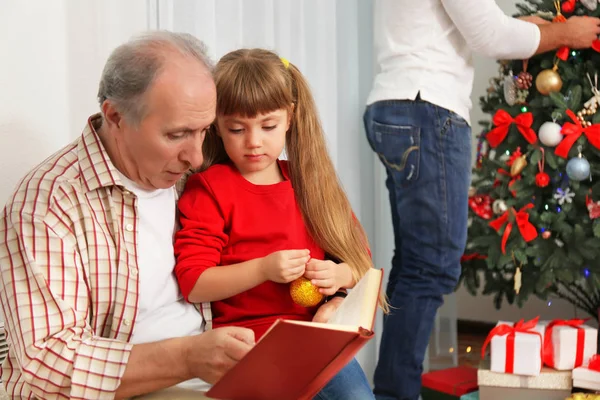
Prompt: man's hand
<box><xmin>312</xmin><ymin>296</ymin><xmax>344</xmax><ymax>323</ymax></box>
<box><xmin>262</xmin><ymin>249</ymin><xmax>310</xmax><ymax>283</ymax></box>
<box><xmin>304</xmin><ymin>259</ymin><xmax>353</xmax><ymax>295</ymax></box>
<box><xmin>563</xmin><ymin>16</ymin><xmax>600</xmax><ymax>49</ymax></box>
<box><xmin>517</xmin><ymin>15</ymin><xmax>550</xmax><ymax>25</ymax></box>
<box><xmin>185</xmin><ymin>327</ymin><xmax>255</xmax><ymax>384</ymax></box>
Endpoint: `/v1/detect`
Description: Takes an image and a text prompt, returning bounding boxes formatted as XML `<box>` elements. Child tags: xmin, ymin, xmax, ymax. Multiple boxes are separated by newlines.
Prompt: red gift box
<box><xmin>422</xmin><ymin>366</ymin><xmax>478</xmax><ymax>396</ymax></box>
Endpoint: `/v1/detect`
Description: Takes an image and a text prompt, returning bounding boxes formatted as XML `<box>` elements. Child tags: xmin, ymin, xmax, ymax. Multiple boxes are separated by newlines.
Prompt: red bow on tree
<box><xmin>486</xmin><ymin>110</ymin><xmax>537</xmax><ymax>148</ymax></box>
<box><xmin>543</xmin><ymin>318</ymin><xmax>589</xmax><ymax>369</ymax></box>
<box><xmin>489</xmin><ymin>204</ymin><xmax>538</xmax><ymax>254</ymax></box>
<box><xmin>555</xmin><ymin>109</ymin><xmax>600</xmax><ymax>158</ymax></box>
<box><xmin>481</xmin><ymin>317</ymin><xmax>542</xmax><ymax>374</ymax></box>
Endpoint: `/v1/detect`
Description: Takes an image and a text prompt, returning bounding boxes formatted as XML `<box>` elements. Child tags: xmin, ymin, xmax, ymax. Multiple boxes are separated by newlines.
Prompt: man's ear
<box><xmin>101</xmin><ymin>100</ymin><xmax>123</xmax><ymax>130</ymax></box>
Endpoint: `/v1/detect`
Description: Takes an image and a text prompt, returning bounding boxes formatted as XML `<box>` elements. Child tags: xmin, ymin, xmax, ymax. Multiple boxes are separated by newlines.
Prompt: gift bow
<box><xmin>555</xmin><ymin>109</ymin><xmax>600</xmax><ymax>158</ymax></box>
<box><xmin>481</xmin><ymin>317</ymin><xmax>542</xmax><ymax>374</ymax></box>
<box><xmin>543</xmin><ymin>318</ymin><xmax>588</xmax><ymax>369</ymax></box>
<box><xmin>486</xmin><ymin>110</ymin><xmax>537</xmax><ymax>148</ymax></box>
<box><xmin>589</xmin><ymin>355</ymin><xmax>600</xmax><ymax>371</ymax></box>
<box><xmin>489</xmin><ymin>204</ymin><xmax>538</xmax><ymax>254</ymax></box>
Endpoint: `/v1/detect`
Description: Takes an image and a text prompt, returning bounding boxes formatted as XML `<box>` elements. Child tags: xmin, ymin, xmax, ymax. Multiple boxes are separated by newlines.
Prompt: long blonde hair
<box><xmin>203</xmin><ymin>49</ymin><xmax>387</xmax><ymax>310</ymax></box>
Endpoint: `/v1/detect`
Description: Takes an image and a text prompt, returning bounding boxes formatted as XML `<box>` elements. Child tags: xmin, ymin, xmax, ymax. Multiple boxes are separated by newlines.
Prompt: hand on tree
<box><xmin>262</xmin><ymin>249</ymin><xmax>310</xmax><ymax>283</ymax></box>
<box><xmin>563</xmin><ymin>16</ymin><xmax>600</xmax><ymax>49</ymax></box>
<box><xmin>304</xmin><ymin>259</ymin><xmax>354</xmax><ymax>295</ymax></box>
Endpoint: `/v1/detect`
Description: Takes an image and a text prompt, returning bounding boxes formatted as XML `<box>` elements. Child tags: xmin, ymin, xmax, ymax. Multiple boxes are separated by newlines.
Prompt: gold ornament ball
<box><xmin>510</xmin><ymin>155</ymin><xmax>528</xmax><ymax>176</ymax></box>
<box><xmin>290</xmin><ymin>277</ymin><xmax>324</xmax><ymax>307</ymax></box>
<box><xmin>535</xmin><ymin>69</ymin><xmax>563</xmax><ymax>95</ymax></box>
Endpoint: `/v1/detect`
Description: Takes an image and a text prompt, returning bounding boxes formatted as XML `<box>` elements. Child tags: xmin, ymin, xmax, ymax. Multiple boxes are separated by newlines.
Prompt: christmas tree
<box><xmin>461</xmin><ymin>0</ymin><xmax>600</xmax><ymax>321</ymax></box>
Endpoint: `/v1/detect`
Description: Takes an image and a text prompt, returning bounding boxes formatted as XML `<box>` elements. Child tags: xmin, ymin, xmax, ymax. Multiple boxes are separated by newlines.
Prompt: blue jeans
<box><xmin>363</xmin><ymin>99</ymin><xmax>472</xmax><ymax>400</ymax></box>
<box><xmin>314</xmin><ymin>358</ymin><xmax>374</xmax><ymax>400</ymax></box>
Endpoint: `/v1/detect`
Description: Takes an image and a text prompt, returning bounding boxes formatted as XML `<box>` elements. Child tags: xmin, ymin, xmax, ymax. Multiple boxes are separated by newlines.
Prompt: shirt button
<box><xmin>125</xmin><ymin>223</ymin><xmax>134</xmax><ymax>232</ymax></box>
<box><xmin>130</xmin><ymin>268</ymin><xmax>138</xmax><ymax>276</ymax></box>
<box><xmin>122</xmin><ymin>189</ymin><xmax>131</xmax><ymax>196</ymax></box>
<box><xmin>123</xmin><ymin>319</ymin><xmax>131</xmax><ymax>326</ymax></box>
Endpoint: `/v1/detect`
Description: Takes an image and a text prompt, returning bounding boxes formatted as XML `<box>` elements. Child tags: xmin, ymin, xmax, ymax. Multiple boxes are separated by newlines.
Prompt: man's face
<box><xmin>115</xmin><ymin>58</ymin><xmax>216</xmax><ymax>190</ymax></box>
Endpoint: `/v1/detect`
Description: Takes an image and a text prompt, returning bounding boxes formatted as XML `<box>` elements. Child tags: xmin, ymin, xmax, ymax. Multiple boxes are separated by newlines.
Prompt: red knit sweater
<box><xmin>174</xmin><ymin>161</ymin><xmax>324</xmax><ymax>339</ymax></box>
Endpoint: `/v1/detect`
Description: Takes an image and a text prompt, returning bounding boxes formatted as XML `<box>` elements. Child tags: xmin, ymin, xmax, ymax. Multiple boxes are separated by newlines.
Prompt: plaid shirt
<box><xmin>0</xmin><ymin>115</ymin><xmax>211</xmax><ymax>399</ymax></box>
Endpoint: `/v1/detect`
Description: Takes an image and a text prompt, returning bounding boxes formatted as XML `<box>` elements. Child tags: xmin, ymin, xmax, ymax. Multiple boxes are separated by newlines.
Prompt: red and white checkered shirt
<box><xmin>0</xmin><ymin>115</ymin><xmax>147</xmax><ymax>399</ymax></box>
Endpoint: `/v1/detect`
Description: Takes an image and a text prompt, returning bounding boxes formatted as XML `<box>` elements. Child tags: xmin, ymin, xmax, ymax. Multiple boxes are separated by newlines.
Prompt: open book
<box><xmin>206</xmin><ymin>268</ymin><xmax>383</xmax><ymax>400</ymax></box>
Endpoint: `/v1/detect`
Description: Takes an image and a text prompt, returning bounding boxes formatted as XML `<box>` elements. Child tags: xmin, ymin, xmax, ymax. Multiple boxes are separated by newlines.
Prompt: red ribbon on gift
<box><xmin>481</xmin><ymin>317</ymin><xmax>542</xmax><ymax>374</ymax></box>
<box><xmin>542</xmin><ymin>318</ymin><xmax>588</xmax><ymax>369</ymax></box>
<box><xmin>489</xmin><ymin>204</ymin><xmax>538</xmax><ymax>254</ymax></box>
<box><xmin>555</xmin><ymin>109</ymin><xmax>600</xmax><ymax>158</ymax></box>
<box><xmin>589</xmin><ymin>355</ymin><xmax>600</xmax><ymax>371</ymax></box>
<box><xmin>486</xmin><ymin>110</ymin><xmax>537</xmax><ymax>148</ymax></box>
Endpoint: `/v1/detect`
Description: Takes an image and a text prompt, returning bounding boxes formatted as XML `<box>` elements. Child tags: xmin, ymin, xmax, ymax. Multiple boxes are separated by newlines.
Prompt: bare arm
<box><xmin>115</xmin><ymin>327</ymin><xmax>255</xmax><ymax>399</ymax></box>
<box><xmin>535</xmin><ymin>16</ymin><xmax>600</xmax><ymax>55</ymax></box>
<box><xmin>188</xmin><ymin>249</ymin><xmax>311</xmax><ymax>303</ymax></box>
<box><xmin>187</xmin><ymin>258</ymin><xmax>266</xmax><ymax>303</ymax></box>
<box><xmin>115</xmin><ymin>338</ymin><xmax>191</xmax><ymax>399</ymax></box>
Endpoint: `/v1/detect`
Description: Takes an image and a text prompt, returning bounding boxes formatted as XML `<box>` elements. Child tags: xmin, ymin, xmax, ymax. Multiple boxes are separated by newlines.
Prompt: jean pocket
<box><xmin>366</xmin><ymin>120</ymin><xmax>420</xmax><ymax>186</ymax></box>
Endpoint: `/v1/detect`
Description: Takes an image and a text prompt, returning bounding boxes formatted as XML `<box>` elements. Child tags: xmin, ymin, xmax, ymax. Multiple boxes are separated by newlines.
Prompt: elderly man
<box><xmin>0</xmin><ymin>31</ymin><xmax>344</xmax><ymax>399</ymax></box>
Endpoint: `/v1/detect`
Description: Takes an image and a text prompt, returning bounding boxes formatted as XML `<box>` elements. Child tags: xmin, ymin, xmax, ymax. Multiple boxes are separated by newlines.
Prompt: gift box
<box><xmin>421</xmin><ymin>366</ymin><xmax>478</xmax><ymax>400</ymax></box>
<box><xmin>543</xmin><ymin>319</ymin><xmax>597</xmax><ymax>370</ymax></box>
<box><xmin>478</xmin><ymin>359</ymin><xmax>572</xmax><ymax>400</ymax></box>
<box><xmin>573</xmin><ymin>364</ymin><xmax>600</xmax><ymax>392</ymax></box>
<box><xmin>485</xmin><ymin>317</ymin><xmax>545</xmax><ymax>376</ymax></box>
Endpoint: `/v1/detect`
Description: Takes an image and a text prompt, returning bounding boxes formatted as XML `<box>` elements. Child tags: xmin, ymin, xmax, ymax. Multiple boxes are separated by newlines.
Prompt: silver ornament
<box><xmin>566</xmin><ymin>156</ymin><xmax>591</xmax><ymax>181</ymax></box>
<box><xmin>581</xmin><ymin>0</ymin><xmax>598</xmax><ymax>11</ymax></box>
<box><xmin>503</xmin><ymin>72</ymin><xmax>517</xmax><ymax>106</ymax></box>
<box><xmin>538</xmin><ymin>121</ymin><xmax>563</xmax><ymax>147</ymax></box>
<box><xmin>492</xmin><ymin>199</ymin><xmax>508</xmax><ymax>215</ymax></box>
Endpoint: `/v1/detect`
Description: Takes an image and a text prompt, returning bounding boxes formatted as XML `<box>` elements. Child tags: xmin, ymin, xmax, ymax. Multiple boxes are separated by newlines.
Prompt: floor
<box><xmin>427</xmin><ymin>320</ymin><xmax>490</xmax><ymax>370</ymax></box>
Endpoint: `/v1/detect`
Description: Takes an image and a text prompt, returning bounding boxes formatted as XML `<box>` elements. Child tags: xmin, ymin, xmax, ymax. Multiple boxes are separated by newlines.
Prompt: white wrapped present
<box><xmin>543</xmin><ymin>319</ymin><xmax>597</xmax><ymax>370</ymax></box>
<box><xmin>484</xmin><ymin>317</ymin><xmax>545</xmax><ymax>376</ymax></box>
<box><xmin>573</xmin><ymin>362</ymin><xmax>600</xmax><ymax>391</ymax></box>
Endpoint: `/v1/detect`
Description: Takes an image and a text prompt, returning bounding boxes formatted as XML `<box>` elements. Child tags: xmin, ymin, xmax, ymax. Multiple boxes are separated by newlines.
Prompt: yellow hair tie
<box><xmin>280</xmin><ymin>57</ymin><xmax>290</xmax><ymax>69</ymax></box>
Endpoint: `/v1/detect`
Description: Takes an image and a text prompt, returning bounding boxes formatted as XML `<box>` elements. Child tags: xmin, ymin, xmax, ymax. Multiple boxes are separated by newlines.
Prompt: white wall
<box><xmin>0</xmin><ymin>0</ymin><xmax>150</xmax><ymax>207</ymax></box>
<box><xmin>455</xmin><ymin>0</ymin><xmax>581</xmax><ymax>323</ymax></box>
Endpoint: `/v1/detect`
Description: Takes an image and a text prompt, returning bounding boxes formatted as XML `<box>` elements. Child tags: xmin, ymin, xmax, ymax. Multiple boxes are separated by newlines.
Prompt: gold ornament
<box><xmin>290</xmin><ymin>277</ymin><xmax>323</xmax><ymax>307</ymax></box>
<box><xmin>510</xmin><ymin>155</ymin><xmax>527</xmax><ymax>176</ymax></box>
<box><xmin>535</xmin><ymin>67</ymin><xmax>563</xmax><ymax>95</ymax></box>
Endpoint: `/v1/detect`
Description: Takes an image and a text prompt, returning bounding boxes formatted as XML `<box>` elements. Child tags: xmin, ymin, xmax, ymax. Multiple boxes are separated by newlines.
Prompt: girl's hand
<box><xmin>304</xmin><ymin>259</ymin><xmax>354</xmax><ymax>296</ymax></box>
<box><xmin>262</xmin><ymin>249</ymin><xmax>310</xmax><ymax>283</ymax></box>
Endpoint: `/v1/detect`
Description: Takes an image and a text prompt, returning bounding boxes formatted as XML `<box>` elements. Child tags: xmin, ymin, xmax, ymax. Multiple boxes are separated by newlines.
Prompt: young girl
<box><xmin>174</xmin><ymin>49</ymin><xmax>380</xmax><ymax>399</ymax></box>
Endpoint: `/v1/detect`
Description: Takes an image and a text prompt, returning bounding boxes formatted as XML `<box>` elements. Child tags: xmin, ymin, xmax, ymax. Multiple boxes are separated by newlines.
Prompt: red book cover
<box><xmin>421</xmin><ymin>366</ymin><xmax>478</xmax><ymax>396</ymax></box>
<box><xmin>205</xmin><ymin>268</ymin><xmax>383</xmax><ymax>400</ymax></box>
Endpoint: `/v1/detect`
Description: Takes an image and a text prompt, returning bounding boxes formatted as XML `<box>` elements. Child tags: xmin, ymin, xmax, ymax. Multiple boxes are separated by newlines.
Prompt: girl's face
<box><xmin>216</xmin><ymin>108</ymin><xmax>290</xmax><ymax>183</ymax></box>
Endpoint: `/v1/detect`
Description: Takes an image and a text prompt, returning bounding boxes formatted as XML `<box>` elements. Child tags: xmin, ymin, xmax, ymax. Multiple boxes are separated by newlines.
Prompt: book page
<box><xmin>326</xmin><ymin>268</ymin><xmax>382</xmax><ymax>330</ymax></box>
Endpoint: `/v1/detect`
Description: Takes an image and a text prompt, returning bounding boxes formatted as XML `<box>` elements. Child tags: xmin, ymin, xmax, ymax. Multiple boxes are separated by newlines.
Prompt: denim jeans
<box><xmin>314</xmin><ymin>358</ymin><xmax>374</xmax><ymax>400</ymax></box>
<box><xmin>363</xmin><ymin>99</ymin><xmax>472</xmax><ymax>400</ymax></box>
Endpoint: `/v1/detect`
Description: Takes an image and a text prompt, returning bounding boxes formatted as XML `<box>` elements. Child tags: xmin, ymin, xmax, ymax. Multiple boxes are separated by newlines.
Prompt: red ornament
<box><xmin>586</xmin><ymin>195</ymin><xmax>600</xmax><ymax>219</ymax></box>
<box><xmin>542</xmin><ymin>231</ymin><xmax>551</xmax><ymax>239</ymax></box>
<box><xmin>468</xmin><ymin>195</ymin><xmax>493</xmax><ymax>220</ymax></box>
<box><xmin>561</xmin><ymin>0</ymin><xmax>576</xmax><ymax>13</ymax></box>
<box><xmin>535</xmin><ymin>148</ymin><xmax>550</xmax><ymax>188</ymax></box>
<box><xmin>535</xmin><ymin>172</ymin><xmax>550</xmax><ymax>187</ymax></box>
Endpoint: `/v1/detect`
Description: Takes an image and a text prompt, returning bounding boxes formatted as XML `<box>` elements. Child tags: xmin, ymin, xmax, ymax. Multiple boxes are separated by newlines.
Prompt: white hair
<box><xmin>97</xmin><ymin>31</ymin><xmax>214</xmax><ymax>125</ymax></box>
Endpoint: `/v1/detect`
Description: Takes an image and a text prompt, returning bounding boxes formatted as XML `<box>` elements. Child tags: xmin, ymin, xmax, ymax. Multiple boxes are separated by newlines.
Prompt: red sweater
<box><xmin>174</xmin><ymin>161</ymin><xmax>324</xmax><ymax>339</ymax></box>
